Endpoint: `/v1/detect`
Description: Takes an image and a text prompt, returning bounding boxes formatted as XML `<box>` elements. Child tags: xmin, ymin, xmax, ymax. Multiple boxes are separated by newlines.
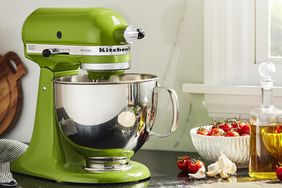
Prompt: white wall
<box><xmin>1</xmin><ymin>0</ymin><xmax>209</xmax><ymax>151</ymax></box>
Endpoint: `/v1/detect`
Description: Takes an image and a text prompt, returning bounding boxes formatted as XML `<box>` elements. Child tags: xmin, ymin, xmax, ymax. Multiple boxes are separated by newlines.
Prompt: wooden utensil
<box><xmin>0</xmin><ymin>52</ymin><xmax>26</xmax><ymax>135</ymax></box>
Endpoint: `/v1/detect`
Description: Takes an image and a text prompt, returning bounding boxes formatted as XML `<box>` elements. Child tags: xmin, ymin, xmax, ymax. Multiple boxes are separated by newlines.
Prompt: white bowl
<box><xmin>190</xmin><ymin>126</ymin><xmax>250</xmax><ymax>168</ymax></box>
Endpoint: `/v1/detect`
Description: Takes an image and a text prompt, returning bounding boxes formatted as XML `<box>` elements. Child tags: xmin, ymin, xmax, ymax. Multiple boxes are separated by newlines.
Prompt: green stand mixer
<box><xmin>11</xmin><ymin>8</ymin><xmax>179</xmax><ymax>184</ymax></box>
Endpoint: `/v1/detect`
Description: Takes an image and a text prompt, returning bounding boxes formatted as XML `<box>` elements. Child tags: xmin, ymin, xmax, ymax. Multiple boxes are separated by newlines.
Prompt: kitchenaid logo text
<box><xmin>26</xmin><ymin>44</ymin><xmax>131</xmax><ymax>56</ymax></box>
<box><xmin>98</xmin><ymin>46</ymin><xmax>130</xmax><ymax>53</ymax></box>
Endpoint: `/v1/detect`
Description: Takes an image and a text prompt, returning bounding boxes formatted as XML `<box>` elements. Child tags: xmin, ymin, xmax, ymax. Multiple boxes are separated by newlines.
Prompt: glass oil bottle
<box><xmin>249</xmin><ymin>62</ymin><xmax>282</xmax><ymax>180</ymax></box>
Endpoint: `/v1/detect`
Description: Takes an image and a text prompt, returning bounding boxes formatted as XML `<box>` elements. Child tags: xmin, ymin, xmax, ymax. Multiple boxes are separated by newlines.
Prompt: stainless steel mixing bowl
<box><xmin>53</xmin><ymin>73</ymin><xmax>179</xmax><ymax>153</ymax></box>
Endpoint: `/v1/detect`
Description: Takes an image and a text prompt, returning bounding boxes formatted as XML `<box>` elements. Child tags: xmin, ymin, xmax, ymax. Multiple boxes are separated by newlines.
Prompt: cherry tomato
<box><xmin>212</xmin><ymin>121</ymin><xmax>223</xmax><ymax>128</ymax></box>
<box><xmin>240</xmin><ymin>124</ymin><xmax>251</xmax><ymax>135</ymax></box>
<box><xmin>238</xmin><ymin>121</ymin><xmax>249</xmax><ymax>129</ymax></box>
<box><xmin>197</xmin><ymin>128</ymin><xmax>209</xmax><ymax>135</ymax></box>
<box><xmin>209</xmin><ymin>128</ymin><xmax>224</xmax><ymax>136</ymax></box>
<box><xmin>276</xmin><ymin>166</ymin><xmax>282</xmax><ymax>181</ymax></box>
<box><xmin>225</xmin><ymin>130</ymin><xmax>240</xmax><ymax>137</ymax></box>
<box><xmin>230</xmin><ymin>121</ymin><xmax>239</xmax><ymax>129</ymax></box>
<box><xmin>219</xmin><ymin>122</ymin><xmax>232</xmax><ymax>132</ymax></box>
<box><xmin>196</xmin><ymin>160</ymin><xmax>204</xmax><ymax>170</ymax></box>
<box><xmin>187</xmin><ymin>159</ymin><xmax>204</xmax><ymax>174</ymax></box>
<box><xmin>177</xmin><ymin>156</ymin><xmax>191</xmax><ymax>172</ymax></box>
<box><xmin>235</xmin><ymin>128</ymin><xmax>243</xmax><ymax>135</ymax></box>
<box><xmin>275</xmin><ymin>126</ymin><xmax>282</xmax><ymax>133</ymax></box>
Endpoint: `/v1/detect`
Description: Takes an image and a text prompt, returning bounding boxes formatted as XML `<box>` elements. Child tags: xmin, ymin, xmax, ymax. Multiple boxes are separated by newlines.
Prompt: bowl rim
<box><xmin>53</xmin><ymin>73</ymin><xmax>158</xmax><ymax>85</ymax></box>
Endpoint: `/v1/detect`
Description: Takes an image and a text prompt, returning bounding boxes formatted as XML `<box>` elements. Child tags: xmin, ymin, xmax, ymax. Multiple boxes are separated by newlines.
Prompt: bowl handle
<box><xmin>147</xmin><ymin>86</ymin><xmax>179</xmax><ymax>138</ymax></box>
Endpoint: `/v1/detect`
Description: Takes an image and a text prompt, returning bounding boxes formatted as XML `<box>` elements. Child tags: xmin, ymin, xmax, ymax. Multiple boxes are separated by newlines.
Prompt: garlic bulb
<box><xmin>207</xmin><ymin>163</ymin><xmax>219</xmax><ymax>174</ymax></box>
<box><xmin>219</xmin><ymin>170</ymin><xmax>229</xmax><ymax>179</ymax></box>
<box><xmin>206</xmin><ymin>151</ymin><xmax>237</xmax><ymax>178</ymax></box>
<box><xmin>216</xmin><ymin>151</ymin><xmax>237</xmax><ymax>174</ymax></box>
<box><xmin>189</xmin><ymin>166</ymin><xmax>206</xmax><ymax>179</ymax></box>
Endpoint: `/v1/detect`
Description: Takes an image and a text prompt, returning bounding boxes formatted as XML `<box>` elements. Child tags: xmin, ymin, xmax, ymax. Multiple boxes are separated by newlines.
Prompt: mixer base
<box><xmin>12</xmin><ymin>160</ymin><xmax>150</xmax><ymax>184</ymax></box>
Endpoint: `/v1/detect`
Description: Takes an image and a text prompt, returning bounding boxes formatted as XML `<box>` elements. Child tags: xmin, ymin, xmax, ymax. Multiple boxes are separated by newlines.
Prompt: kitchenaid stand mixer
<box><xmin>11</xmin><ymin>8</ymin><xmax>179</xmax><ymax>184</ymax></box>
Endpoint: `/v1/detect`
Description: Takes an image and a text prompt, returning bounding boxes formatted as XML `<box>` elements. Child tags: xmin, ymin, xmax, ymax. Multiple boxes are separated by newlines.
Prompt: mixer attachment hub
<box><xmin>85</xmin><ymin>157</ymin><xmax>132</xmax><ymax>173</ymax></box>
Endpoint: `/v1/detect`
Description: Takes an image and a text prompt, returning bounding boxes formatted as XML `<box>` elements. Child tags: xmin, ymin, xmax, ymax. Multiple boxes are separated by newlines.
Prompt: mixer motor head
<box><xmin>22</xmin><ymin>8</ymin><xmax>145</xmax><ymax>79</ymax></box>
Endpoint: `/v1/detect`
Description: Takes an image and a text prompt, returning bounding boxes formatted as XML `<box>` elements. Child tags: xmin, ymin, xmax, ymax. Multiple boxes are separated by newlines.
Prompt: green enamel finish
<box><xmin>22</xmin><ymin>8</ymin><xmax>128</xmax><ymax>45</ymax></box>
<box><xmin>16</xmin><ymin>174</ymin><xmax>150</xmax><ymax>187</ymax></box>
<box><xmin>24</xmin><ymin>54</ymin><xmax>81</xmax><ymax>71</ymax></box>
<box><xmin>11</xmin><ymin>68</ymin><xmax>150</xmax><ymax>183</ymax></box>
<box><xmin>53</xmin><ymin>69</ymin><xmax>79</xmax><ymax>78</ymax></box>
<box><xmin>22</xmin><ymin>8</ymin><xmax>131</xmax><ymax>71</ymax></box>
<box><xmin>11</xmin><ymin>68</ymin><xmax>67</xmax><ymax>177</ymax></box>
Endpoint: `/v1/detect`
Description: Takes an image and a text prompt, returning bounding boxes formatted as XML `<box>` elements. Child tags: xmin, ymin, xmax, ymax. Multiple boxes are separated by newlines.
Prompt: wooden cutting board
<box><xmin>0</xmin><ymin>52</ymin><xmax>26</xmax><ymax>135</ymax></box>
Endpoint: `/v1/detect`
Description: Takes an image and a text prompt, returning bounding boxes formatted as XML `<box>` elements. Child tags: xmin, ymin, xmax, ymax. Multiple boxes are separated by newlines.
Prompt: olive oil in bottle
<box><xmin>249</xmin><ymin>62</ymin><xmax>282</xmax><ymax>180</ymax></box>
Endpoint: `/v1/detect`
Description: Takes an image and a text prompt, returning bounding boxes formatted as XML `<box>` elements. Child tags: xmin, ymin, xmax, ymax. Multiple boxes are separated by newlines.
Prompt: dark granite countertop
<box><xmin>13</xmin><ymin>150</ymin><xmax>282</xmax><ymax>188</ymax></box>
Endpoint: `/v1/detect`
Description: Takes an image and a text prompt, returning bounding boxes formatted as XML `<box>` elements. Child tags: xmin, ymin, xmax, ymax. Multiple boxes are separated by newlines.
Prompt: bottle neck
<box><xmin>261</xmin><ymin>88</ymin><xmax>273</xmax><ymax>108</ymax></box>
<box><xmin>261</xmin><ymin>81</ymin><xmax>273</xmax><ymax>109</ymax></box>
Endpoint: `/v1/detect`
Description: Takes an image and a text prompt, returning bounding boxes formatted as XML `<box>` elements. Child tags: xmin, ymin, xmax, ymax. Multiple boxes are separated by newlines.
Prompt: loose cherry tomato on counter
<box><xmin>276</xmin><ymin>166</ymin><xmax>282</xmax><ymax>181</ymax></box>
<box><xmin>196</xmin><ymin>128</ymin><xmax>209</xmax><ymax>135</ymax></box>
<box><xmin>177</xmin><ymin>156</ymin><xmax>191</xmax><ymax>172</ymax></box>
<box><xmin>225</xmin><ymin>130</ymin><xmax>240</xmax><ymax>137</ymax></box>
<box><xmin>209</xmin><ymin>128</ymin><xmax>224</xmax><ymax>136</ymax></box>
<box><xmin>177</xmin><ymin>156</ymin><xmax>205</xmax><ymax>174</ymax></box>
<box><xmin>196</xmin><ymin>160</ymin><xmax>204</xmax><ymax>170</ymax></box>
<box><xmin>187</xmin><ymin>159</ymin><xmax>204</xmax><ymax>174</ymax></box>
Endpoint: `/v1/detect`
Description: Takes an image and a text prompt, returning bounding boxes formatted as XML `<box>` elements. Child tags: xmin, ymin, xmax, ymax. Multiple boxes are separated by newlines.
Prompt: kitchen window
<box><xmin>183</xmin><ymin>0</ymin><xmax>282</xmax><ymax>118</ymax></box>
<box><xmin>256</xmin><ymin>0</ymin><xmax>282</xmax><ymax>63</ymax></box>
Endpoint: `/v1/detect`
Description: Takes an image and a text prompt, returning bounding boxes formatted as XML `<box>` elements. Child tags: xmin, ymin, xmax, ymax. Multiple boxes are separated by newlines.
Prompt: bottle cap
<box><xmin>259</xmin><ymin>62</ymin><xmax>276</xmax><ymax>89</ymax></box>
<box><xmin>258</xmin><ymin>62</ymin><xmax>276</xmax><ymax>81</ymax></box>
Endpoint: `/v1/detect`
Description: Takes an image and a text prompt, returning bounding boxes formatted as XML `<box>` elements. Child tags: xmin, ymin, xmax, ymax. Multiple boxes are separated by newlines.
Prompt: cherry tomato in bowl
<box><xmin>218</xmin><ymin>122</ymin><xmax>232</xmax><ymax>132</ymax></box>
<box><xmin>225</xmin><ymin>130</ymin><xmax>240</xmax><ymax>137</ymax></box>
<box><xmin>209</xmin><ymin>127</ymin><xmax>224</xmax><ymax>136</ymax></box>
<box><xmin>240</xmin><ymin>124</ymin><xmax>251</xmax><ymax>135</ymax></box>
<box><xmin>196</xmin><ymin>128</ymin><xmax>209</xmax><ymax>136</ymax></box>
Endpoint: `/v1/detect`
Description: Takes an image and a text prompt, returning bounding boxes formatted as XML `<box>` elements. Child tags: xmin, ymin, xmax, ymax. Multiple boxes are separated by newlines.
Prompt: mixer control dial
<box><xmin>42</xmin><ymin>49</ymin><xmax>51</xmax><ymax>57</ymax></box>
<box><xmin>42</xmin><ymin>48</ymin><xmax>70</xmax><ymax>57</ymax></box>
